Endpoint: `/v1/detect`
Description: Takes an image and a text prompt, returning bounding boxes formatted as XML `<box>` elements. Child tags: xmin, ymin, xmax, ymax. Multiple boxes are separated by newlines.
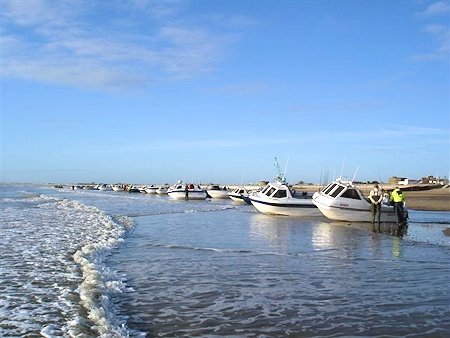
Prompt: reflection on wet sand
<box><xmin>248</xmin><ymin>213</ymin><xmax>407</xmax><ymax>252</ymax></box>
<box><xmin>322</xmin><ymin>220</ymin><xmax>408</xmax><ymax>238</ymax></box>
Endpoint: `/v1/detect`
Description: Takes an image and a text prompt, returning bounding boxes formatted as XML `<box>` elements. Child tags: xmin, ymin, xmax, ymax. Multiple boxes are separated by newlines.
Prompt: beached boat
<box><xmin>167</xmin><ymin>181</ymin><xmax>207</xmax><ymax>200</ymax></box>
<box><xmin>312</xmin><ymin>178</ymin><xmax>408</xmax><ymax>223</ymax></box>
<box><xmin>156</xmin><ymin>185</ymin><xmax>168</xmax><ymax>195</ymax></box>
<box><xmin>249</xmin><ymin>176</ymin><xmax>320</xmax><ymax>216</ymax></box>
<box><xmin>206</xmin><ymin>185</ymin><xmax>230</xmax><ymax>199</ymax></box>
<box><xmin>111</xmin><ymin>185</ymin><xmax>125</xmax><ymax>192</ymax></box>
<box><xmin>144</xmin><ymin>185</ymin><xmax>158</xmax><ymax>194</ymax></box>
<box><xmin>97</xmin><ymin>184</ymin><xmax>112</xmax><ymax>191</ymax></box>
<box><xmin>228</xmin><ymin>186</ymin><xmax>252</xmax><ymax>204</ymax></box>
<box><xmin>126</xmin><ymin>185</ymin><xmax>141</xmax><ymax>193</ymax></box>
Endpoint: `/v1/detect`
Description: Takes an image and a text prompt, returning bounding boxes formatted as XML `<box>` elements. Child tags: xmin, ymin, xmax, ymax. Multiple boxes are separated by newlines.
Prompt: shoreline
<box><xmin>45</xmin><ymin>182</ymin><xmax>450</xmax><ymax>212</ymax></box>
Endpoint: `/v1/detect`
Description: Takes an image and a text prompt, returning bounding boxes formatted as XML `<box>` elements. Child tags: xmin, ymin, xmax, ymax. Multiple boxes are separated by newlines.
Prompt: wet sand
<box><xmin>401</xmin><ymin>188</ymin><xmax>450</xmax><ymax>211</ymax></box>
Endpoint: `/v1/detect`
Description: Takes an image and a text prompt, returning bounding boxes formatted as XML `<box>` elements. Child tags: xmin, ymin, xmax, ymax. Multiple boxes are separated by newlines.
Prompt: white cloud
<box><xmin>410</xmin><ymin>0</ymin><xmax>450</xmax><ymax>63</ymax></box>
<box><xmin>417</xmin><ymin>1</ymin><xmax>450</xmax><ymax>17</ymax></box>
<box><xmin>2</xmin><ymin>0</ymin><xmax>240</xmax><ymax>90</ymax></box>
<box><xmin>409</xmin><ymin>23</ymin><xmax>449</xmax><ymax>62</ymax></box>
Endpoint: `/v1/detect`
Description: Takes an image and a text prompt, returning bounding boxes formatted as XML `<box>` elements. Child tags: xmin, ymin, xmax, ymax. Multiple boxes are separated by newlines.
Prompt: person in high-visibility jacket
<box><xmin>390</xmin><ymin>187</ymin><xmax>405</xmax><ymax>224</ymax></box>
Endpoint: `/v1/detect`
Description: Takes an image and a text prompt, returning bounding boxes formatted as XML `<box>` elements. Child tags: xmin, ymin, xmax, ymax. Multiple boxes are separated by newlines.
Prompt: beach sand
<box><xmin>400</xmin><ymin>188</ymin><xmax>450</xmax><ymax>211</ymax></box>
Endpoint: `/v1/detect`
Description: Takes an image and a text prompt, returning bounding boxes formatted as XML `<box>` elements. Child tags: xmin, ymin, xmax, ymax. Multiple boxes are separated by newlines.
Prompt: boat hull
<box><xmin>249</xmin><ymin>196</ymin><xmax>321</xmax><ymax>217</ymax></box>
<box><xmin>207</xmin><ymin>190</ymin><xmax>230</xmax><ymax>199</ymax></box>
<box><xmin>228</xmin><ymin>193</ymin><xmax>250</xmax><ymax>204</ymax></box>
<box><xmin>156</xmin><ymin>188</ymin><xmax>168</xmax><ymax>195</ymax></box>
<box><xmin>312</xmin><ymin>193</ymin><xmax>400</xmax><ymax>223</ymax></box>
<box><xmin>168</xmin><ymin>190</ymin><xmax>207</xmax><ymax>200</ymax></box>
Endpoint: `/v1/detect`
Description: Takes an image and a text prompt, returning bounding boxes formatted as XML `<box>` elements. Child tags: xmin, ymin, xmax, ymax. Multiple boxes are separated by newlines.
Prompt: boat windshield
<box><xmin>265</xmin><ymin>187</ymin><xmax>276</xmax><ymax>197</ymax></box>
<box><xmin>272</xmin><ymin>189</ymin><xmax>287</xmax><ymax>198</ymax></box>
<box><xmin>261</xmin><ymin>185</ymin><xmax>271</xmax><ymax>194</ymax></box>
<box><xmin>329</xmin><ymin>185</ymin><xmax>345</xmax><ymax>198</ymax></box>
<box><xmin>323</xmin><ymin>183</ymin><xmax>337</xmax><ymax>195</ymax></box>
<box><xmin>340</xmin><ymin>188</ymin><xmax>361</xmax><ymax>200</ymax></box>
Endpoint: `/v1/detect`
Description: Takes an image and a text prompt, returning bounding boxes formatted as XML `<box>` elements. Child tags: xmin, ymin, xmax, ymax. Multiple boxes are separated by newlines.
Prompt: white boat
<box><xmin>144</xmin><ymin>185</ymin><xmax>158</xmax><ymax>194</ymax></box>
<box><xmin>111</xmin><ymin>185</ymin><xmax>124</xmax><ymax>192</ymax></box>
<box><xmin>156</xmin><ymin>185</ymin><xmax>168</xmax><ymax>195</ymax></box>
<box><xmin>206</xmin><ymin>185</ymin><xmax>230</xmax><ymax>199</ymax></box>
<box><xmin>167</xmin><ymin>181</ymin><xmax>207</xmax><ymax>200</ymax></box>
<box><xmin>228</xmin><ymin>186</ymin><xmax>252</xmax><ymax>204</ymax></box>
<box><xmin>97</xmin><ymin>184</ymin><xmax>112</xmax><ymax>191</ymax></box>
<box><xmin>249</xmin><ymin>176</ymin><xmax>321</xmax><ymax>216</ymax></box>
<box><xmin>312</xmin><ymin>178</ymin><xmax>408</xmax><ymax>223</ymax></box>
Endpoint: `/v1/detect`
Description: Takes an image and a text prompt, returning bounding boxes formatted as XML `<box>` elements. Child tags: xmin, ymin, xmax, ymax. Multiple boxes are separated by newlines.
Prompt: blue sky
<box><xmin>2</xmin><ymin>0</ymin><xmax>449</xmax><ymax>185</ymax></box>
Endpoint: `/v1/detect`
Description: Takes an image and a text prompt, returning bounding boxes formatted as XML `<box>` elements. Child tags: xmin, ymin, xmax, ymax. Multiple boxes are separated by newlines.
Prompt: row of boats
<box><xmin>94</xmin><ymin>175</ymin><xmax>408</xmax><ymax>226</ymax></box>
<box><xmin>249</xmin><ymin>175</ymin><xmax>408</xmax><ymax>224</ymax></box>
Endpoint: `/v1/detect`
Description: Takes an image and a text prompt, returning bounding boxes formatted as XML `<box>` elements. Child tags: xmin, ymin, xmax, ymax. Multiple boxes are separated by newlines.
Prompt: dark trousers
<box><xmin>371</xmin><ymin>203</ymin><xmax>381</xmax><ymax>223</ymax></box>
<box><xmin>394</xmin><ymin>202</ymin><xmax>404</xmax><ymax>224</ymax></box>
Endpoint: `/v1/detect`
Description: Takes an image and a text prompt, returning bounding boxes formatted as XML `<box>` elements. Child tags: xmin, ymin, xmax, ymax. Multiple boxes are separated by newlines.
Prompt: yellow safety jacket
<box><xmin>390</xmin><ymin>189</ymin><xmax>405</xmax><ymax>203</ymax></box>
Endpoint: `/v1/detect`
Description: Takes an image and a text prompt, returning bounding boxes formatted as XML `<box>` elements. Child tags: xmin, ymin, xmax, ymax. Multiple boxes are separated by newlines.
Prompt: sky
<box><xmin>1</xmin><ymin>0</ymin><xmax>449</xmax><ymax>185</ymax></box>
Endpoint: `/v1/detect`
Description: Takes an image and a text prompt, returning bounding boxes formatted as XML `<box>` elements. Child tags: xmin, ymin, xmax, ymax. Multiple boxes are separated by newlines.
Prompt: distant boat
<box><xmin>168</xmin><ymin>181</ymin><xmax>207</xmax><ymax>200</ymax></box>
<box><xmin>228</xmin><ymin>186</ymin><xmax>252</xmax><ymax>204</ymax></box>
<box><xmin>97</xmin><ymin>184</ymin><xmax>112</xmax><ymax>191</ymax></box>
<box><xmin>156</xmin><ymin>185</ymin><xmax>169</xmax><ymax>195</ymax></box>
<box><xmin>126</xmin><ymin>185</ymin><xmax>141</xmax><ymax>193</ymax></box>
<box><xmin>144</xmin><ymin>185</ymin><xmax>158</xmax><ymax>194</ymax></box>
<box><xmin>206</xmin><ymin>185</ymin><xmax>230</xmax><ymax>199</ymax></box>
<box><xmin>111</xmin><ymin>185</ymin><xmax>125</xmax><ymax>192</ymax></box>
<box><xmin>312</xmin><ymin>178</ymin><xmax>408</xmax><ymax>224</ymax></box>
<box><xmin>249</xmin><ymin>176</ymin><xmax>320</xmax><ymax>217</ymax></box>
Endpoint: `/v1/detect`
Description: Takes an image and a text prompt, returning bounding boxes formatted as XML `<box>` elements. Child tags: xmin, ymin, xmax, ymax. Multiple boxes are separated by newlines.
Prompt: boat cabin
<box><xmin>259</xmin><ymin>181</ymin><xmax>310</xmax><ymax>199</ymax></box>
<box><xmin>232</xmin><ymin>187</ymin><xmax>248</xmax><ymax>195</ymax></box>
<box><xmin>321</xmin><ymin>181</ymin><xmax>366</xmax><ymax>201</ymax></box>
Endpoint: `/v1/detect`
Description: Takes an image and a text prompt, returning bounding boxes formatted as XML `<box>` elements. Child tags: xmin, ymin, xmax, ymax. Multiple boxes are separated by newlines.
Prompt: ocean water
<box><xmin>1</xmin><ymin>184</ymin><xmax>449</xmax><ymax>337</ymax></box>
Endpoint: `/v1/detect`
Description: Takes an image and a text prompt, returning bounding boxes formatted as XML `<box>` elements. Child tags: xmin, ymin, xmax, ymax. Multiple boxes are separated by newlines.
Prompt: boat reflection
<box><xmin>248</xmin><ymin>214</ymin><xmax>407</xmax><ymax>255</ymax></box>
<box><xmin>248</xmin><ymin>213</ymin><xmax>293</xmax><ymax>251</ymax></box>
<box><xmin>323</xmin><ymin>220</ymin><xmax>408</xmax><ymax>238</ymax></box>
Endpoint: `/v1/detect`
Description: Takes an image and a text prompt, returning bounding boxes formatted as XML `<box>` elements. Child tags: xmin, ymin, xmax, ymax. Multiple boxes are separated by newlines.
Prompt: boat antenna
<box><xmin>351</xmin><ymin>166</ymin><xmax>359</xmax><ymax>182</ymax></box>
<box><xmin>319</xmin><ymin>164</ymin><xmax>324</xmax><ymax>187</ymax></box>
<box><xmin>377</xmin><ymin>165</ymin><xmax>383</xmax><ymax>188</ymax></box>
<box><xmin>274</xmin><ymin>157</ymin><xmax>286</xmax><ymax>182</ymax></box>
<box><xmin>340</xmin><ymin>156</ymin><xmax>346</xmax><ymax>178</ymax></box>
<box><xmin>284</xmin><ymin>156</ymin><xmax>290</xmax><ymax>178</ymax></box>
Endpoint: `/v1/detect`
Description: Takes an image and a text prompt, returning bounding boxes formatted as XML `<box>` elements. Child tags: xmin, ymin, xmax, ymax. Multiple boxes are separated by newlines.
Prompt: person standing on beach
<box><xmin>369</xmin><ymin>184</ymin><xmax>383</xmax><ymax>232</ymax></box>
<box><xmin>390</xmin><ymin>187</ymin><xmax>405</xmax><ymax>225</ymax></box>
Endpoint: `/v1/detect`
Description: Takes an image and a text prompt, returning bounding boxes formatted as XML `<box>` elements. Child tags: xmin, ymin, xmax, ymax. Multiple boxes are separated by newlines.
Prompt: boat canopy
<box><xmin>232</xmin><ymin>187</ymin><xmax>248</xmax><ymax>194</ymax></box>
<box><xmin>321</xmin><ymin>180</ymin><xmax>364</xmax><ymax>200</ymax></box>
<box><xmin>259</xmin><ymin>179</ymin><xmax>295</xmax><ymax>199</ymax></box>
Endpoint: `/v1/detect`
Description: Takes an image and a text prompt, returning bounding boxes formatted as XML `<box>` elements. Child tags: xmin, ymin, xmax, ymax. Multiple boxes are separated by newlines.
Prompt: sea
<box><xmin>1</xmin><ymin>184</ymin><xmax>449</xmax><ymax>338</ymax></box>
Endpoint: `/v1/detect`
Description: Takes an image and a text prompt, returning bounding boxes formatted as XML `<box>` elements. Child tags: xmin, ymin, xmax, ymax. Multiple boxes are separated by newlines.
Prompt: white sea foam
<box><xmin>1</xmin><ymin>190</ymin><xmax>133</xmax><ymax>337</ymax></box>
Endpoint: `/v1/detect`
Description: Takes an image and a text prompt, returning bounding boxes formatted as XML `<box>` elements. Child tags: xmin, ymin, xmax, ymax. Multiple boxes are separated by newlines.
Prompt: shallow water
<box><xmin>1</xmin><ymin>184</ymin><xmax>449</xmax><ymax>337</ymax></box>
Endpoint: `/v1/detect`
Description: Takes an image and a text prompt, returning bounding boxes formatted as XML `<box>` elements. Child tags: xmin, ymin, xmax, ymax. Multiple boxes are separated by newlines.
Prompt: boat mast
<box><xmin>274</xmin><ymin>157</ymin><xmax>286</xmax><ymax>183</ymax></box>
